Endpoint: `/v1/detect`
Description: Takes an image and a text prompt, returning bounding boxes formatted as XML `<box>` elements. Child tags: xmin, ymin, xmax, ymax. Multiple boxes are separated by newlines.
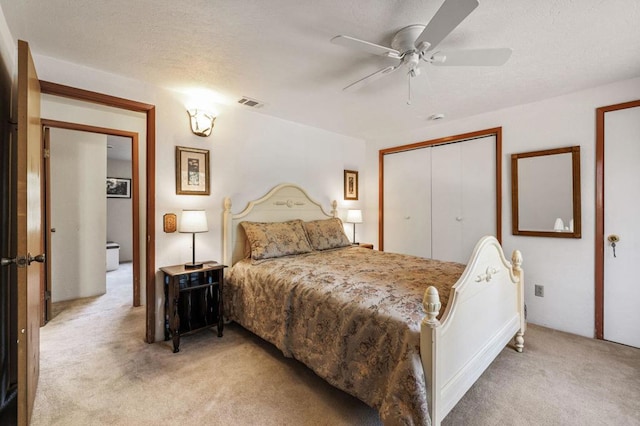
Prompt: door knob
<box><xmin>27</xmin><ymin>253</ymin><xmax>46</xmax><ymax>265</ymax></box>
<box><xmin>1</xmin><ymin>255</ymin><xmax>28</xmax><ymax>268</ymax></box>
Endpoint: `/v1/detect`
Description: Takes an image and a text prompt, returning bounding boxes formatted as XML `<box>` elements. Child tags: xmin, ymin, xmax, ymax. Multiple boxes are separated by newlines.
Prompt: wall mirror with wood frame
<box><xmin>511</xmin><ymin>146</ymin><xmax>581</xmax><ymax>238</ymax></box>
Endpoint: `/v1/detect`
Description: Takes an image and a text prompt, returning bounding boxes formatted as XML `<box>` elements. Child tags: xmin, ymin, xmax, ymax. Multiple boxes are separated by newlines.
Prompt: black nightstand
<box><xmin>161</xmin><ymin>262</ymin><xmax>226</xmax><ymax>353</ymax></box>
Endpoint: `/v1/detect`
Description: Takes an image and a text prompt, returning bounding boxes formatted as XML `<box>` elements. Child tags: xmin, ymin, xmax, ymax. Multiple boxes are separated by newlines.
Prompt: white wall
<box><xmin>107</xmin><ymin>157</ymin><xmax>133</xmax><ymax>262</ymax></box>
<box><xmin>363</xmin><ymin>76</ymin><xmax>640</xmax><ymax>338</ymax></box>
<box><xmin>50</xmin><ymin>128</ymin><xmax>107</xmax><ymax>302</ymax></box>
<box><xmin>0</xmin><ymin>4</ymin><xmax>14</xmax><ymax>109</ymax></box>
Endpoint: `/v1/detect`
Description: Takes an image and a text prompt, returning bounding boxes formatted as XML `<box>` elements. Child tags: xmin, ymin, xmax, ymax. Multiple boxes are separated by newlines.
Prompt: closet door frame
<box><xmin>378</xmin><ymin>127</ymin><xmax>502</xmax><ymax>251</ymax></box>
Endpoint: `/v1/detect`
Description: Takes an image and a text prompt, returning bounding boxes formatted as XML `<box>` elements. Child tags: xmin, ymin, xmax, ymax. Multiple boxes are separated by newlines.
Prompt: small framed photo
<box><xmin>176</xmin><ymin>146</ymin><xmax>210</xmax><ymax>195</ymax></box>
<box><xmin>344</xmin><ymin>170</ymin><xmax>358</xmax><ymax>200</ymax></box>
<box><xmin>106</xmin><ymin>177</ymin><xmax>131</xmax><ymax>198</ymax></box>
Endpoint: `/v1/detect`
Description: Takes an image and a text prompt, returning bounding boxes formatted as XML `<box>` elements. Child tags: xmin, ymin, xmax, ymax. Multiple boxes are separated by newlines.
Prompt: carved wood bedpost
<box><xmin>512</xmin><ymin>249</ymin><xmax>525</xmax><ymax>353</ymax></box>
<box><xmin>422</xmin><ymin>286</ymin><xmax>442</xmax><ymax>326</ymax></box>
<box><xmin>421</xmin><ymin>286</ymin><xmax>441</xmax><ymax>425</ymax></box>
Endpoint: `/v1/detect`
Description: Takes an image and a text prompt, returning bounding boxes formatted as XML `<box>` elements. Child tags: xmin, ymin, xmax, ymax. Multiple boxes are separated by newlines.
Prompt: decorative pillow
<box><xmin>241</xmin><ymin>220</ymin><xmax>313</xmax><ymax>261</ymax></box>
<box><xmin>303</xmin><ymin>218</ymin><xmax>352</xmax><ymax>251</ymax></box>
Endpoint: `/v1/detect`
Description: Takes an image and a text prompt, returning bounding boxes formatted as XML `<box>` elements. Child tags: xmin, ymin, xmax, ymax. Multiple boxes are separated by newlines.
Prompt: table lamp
<box><xmin>179</xmin><ymin>209</ymin><xmax>208</xmax><ymax>269</ymax></box>
<box><xmin>346</xmin><ymin>209</ymin><xmax>363</xmax><ymax>244</ymax></box>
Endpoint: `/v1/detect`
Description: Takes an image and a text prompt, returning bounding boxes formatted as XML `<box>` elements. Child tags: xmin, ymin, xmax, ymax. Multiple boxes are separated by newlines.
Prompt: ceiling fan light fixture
<box><xmin>330</xmin><ymin>0</ymin><xmax>511</xmax><ymax>96</ymax></box>
<box><xmin>429</xmin><ymin>52</ymin><xmax>447</xmax><ymax>64</ymax></box>
<box><xmin>416</xmin><ymin>41</ymin><xmax>431</xmax><ymax>53</ymax></box>
<box><xmin>405</xmin><ymin>51</ymin><xmax>420</xmax><ymax>69</ymax></box>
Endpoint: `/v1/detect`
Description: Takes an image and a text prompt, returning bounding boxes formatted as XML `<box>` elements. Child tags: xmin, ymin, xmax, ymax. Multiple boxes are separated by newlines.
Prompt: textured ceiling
<box><xmin>2</xmin><ymin>0</ymin><xmax>640</xmax><ymax>139</ymax></box>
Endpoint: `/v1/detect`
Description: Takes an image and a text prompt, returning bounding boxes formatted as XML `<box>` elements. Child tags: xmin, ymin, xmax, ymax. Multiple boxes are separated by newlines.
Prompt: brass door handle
<box><xmin>27</xmin><ymin>253</ymin><xmax>46</xmax><ymax>265</ymax></box>
<box><xmin>1</xmin><ymin>255</ymin><xmax>28</xmax><ymax>268</ymax></box>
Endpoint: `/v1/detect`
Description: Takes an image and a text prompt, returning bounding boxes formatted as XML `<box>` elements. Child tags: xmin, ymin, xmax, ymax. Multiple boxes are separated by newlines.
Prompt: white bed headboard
<box><xmin>223</xmin><ymin>183</ymin><xmax>337</xmax><ymax>266</ymax></box>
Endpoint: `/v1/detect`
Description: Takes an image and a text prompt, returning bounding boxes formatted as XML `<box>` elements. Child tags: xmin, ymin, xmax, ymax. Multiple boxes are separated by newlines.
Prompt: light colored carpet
<box><xmin>31</xmin><ymin>263</ymin><xmax>640</xmax><ymax>425</ymax></box>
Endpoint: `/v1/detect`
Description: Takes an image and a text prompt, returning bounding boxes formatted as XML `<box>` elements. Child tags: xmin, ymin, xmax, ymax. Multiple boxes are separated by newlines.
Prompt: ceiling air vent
<box><xmin>237</xmin><ymin>96</ymin><xmax>265</xmax><ymax>109</ymax></box>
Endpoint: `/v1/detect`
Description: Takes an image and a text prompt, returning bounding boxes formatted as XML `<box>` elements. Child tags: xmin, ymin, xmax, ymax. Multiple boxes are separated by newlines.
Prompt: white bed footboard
<box><xmin>420</xmin><ymin>236</ymin><xmax>525</xmax><ymax>426</ymax></box>
<box><xmin>223</xmin><ymin>185</ymin><xmax>524</xmax><ymax>426</ymax></box>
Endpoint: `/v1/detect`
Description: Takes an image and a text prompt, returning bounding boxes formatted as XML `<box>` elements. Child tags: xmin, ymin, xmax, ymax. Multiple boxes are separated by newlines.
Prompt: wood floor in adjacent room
<box><xmin>32</xmin><ymin>264</ymin><xmax>640</xmax><ymax>426</ymax></box>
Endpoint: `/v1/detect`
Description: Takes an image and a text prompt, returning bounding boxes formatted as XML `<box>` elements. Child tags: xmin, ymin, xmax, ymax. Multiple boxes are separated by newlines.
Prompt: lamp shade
<box><xmin>187</xmin><ymin>108</ymin><xmax>216</xmax><ymax>137</ymax></box>
<box><xmin>346</xmin><ymin>209</ymin><xmax>363</xmax><ymax>224</ymax></box>
<box><xmin>553</xmin><ymin>217</ymin><xmax>565</xmax><ymax>232</ymax></box>
<box><xmin>179</xmin><ymin>210</ymin><xmax>208</xmax><ymax>233</ymax></box>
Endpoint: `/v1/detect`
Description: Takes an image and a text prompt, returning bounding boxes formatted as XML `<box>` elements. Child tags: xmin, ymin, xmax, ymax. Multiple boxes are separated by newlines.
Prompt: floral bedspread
<box><xmin>225</xmin><ymin>246</ymin><xmax>466</xmax><ymax>425</ymax></box>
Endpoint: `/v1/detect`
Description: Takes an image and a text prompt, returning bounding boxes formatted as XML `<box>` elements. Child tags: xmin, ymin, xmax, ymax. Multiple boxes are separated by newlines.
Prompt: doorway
<box><xmin>43</xmin><ymin>126</ymin><xmax>136</xmax><ymax>320</ymax></box>
<box><xmin>595</xmin><ymin>99</ymin><xmax>640</xmax><ymax>348</ymax></box>
<box><xmin>39</xmin><ymin>81</ymin><xmax>157</xmax><ymax>343</ymax></box>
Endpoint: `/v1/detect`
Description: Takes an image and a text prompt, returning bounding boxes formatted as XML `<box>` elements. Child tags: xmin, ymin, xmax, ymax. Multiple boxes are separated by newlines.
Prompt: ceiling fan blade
<box><xmin>430</xmin><ymin>48</ymin><xmax>513</xmax><ymax>66</ymax></box>
<box><xmin>331</xmin><ymin>35</ymin><xmax>402</xmax><ymax>59</ymax></box>
<box><xmin>414</xmin><ymin>0</ymin><xmax>479</xmax><ymax>52</ymax></box>
<box><xmin>343</xmin><ymin>65</ymin><xmax>400</xmax><ymax>92</ymax></box>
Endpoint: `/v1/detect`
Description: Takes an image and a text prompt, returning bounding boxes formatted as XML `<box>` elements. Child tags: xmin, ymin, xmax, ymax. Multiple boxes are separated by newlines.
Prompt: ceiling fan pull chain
<box><xmin>407</xmin><ymin>73</ymin><xmax>412</xmax><ymax>105</ymax></box>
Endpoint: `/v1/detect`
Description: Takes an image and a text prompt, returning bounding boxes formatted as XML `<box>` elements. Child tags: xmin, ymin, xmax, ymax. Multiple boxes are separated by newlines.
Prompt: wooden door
<box><xmin>602</xmin><ymin>103</ymin><xmax>640</xmax><ymax>348</ymax></box>
<box><xmin>16</xmin><ymin>39</ymin><xmax>43</xmax><ymax>425</ymax></box>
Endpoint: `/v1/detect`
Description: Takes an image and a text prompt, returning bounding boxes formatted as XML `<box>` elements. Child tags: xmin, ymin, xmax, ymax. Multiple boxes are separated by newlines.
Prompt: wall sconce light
<box><xmin>187</xmin><ymin>108</ymin><xmax>216</xmax><ymax>137</ymax></box>
<box><xmin>179</xmin><ymin>209</ymin><xmax>209</xmax><ymax>269</ymax></box>
<box><xmin>346</xmin><ymin>209</ymin><xmax>363</xmax><ymax>244</ymax></box>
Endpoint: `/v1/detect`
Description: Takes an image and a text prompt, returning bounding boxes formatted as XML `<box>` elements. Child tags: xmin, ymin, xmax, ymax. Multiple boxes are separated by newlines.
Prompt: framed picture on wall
<box><xmin>106</xmin><ymin>177</ymin><xmax>131</xmax><ymax>198</ymax></box>
<box><xmin>176</xmin><ymin>146</ymin><xmax>210</xmax><ymax>195</ymax></box>
<box><xmin>344</xmin><ymin>169</ymin><xmax>358</xmax><ymax>200</ymax></box>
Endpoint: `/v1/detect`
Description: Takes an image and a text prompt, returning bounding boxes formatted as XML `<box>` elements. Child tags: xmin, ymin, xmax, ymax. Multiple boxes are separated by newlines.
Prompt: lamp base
<box><xmin>184</xmin><ymin>262</ymin><xmax>203</xmax><ymax>270</ymax></box>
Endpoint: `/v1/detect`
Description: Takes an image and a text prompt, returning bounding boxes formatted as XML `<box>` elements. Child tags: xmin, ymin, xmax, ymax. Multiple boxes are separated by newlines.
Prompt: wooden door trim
<box><xmin>39</xmin><ymin>81</ymin><xmax>157</xmax><ymax>344</ymax></box>
<box><xmin>39</xmin><ymin>81</ymin><xmax>154</xmax><ymax>112</ymax></box>
<box><xmin>595</xmin><ymin>99</ymin><xmax>640</xmax><ymax>339</ymax></box>
<box><xmin>378</xmin><ymin>127</ymin><xmax>503</xmax><ymax>251</ymax></box>
<box><xmin>42</xmin><ymin>128</ymin><xmax>51</xmax><ymax>325</ymax></box>
<box><xmin>41</xmin><ymin>119</ymin><xmax>141</xmax><ymax>309</ymax></box>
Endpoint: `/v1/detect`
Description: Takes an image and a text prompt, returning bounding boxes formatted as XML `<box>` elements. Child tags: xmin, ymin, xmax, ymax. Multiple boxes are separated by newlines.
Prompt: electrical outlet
<box><xmin>534</xmin><ymin>284</ymin><xmax>544</xmax><ymax>297</ymax></box>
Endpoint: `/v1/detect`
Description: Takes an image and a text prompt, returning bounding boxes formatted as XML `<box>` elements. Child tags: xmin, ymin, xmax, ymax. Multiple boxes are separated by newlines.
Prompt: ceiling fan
<box><xmin>331</xmin><ymin>0</ymin><xmax>512</xmax><ymax>98</ymax></box>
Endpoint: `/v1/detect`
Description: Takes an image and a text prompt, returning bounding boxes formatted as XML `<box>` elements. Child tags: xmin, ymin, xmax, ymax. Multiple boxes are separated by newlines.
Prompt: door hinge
<box><xmin>44</xmin><ymin>290</ymin><xmax>51</xmax><ymax>301</ymax></box>
<box><xmin>43</xmin><ymin>148</ymin><xmax>50</xmax><ymax>159</ymax></box>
